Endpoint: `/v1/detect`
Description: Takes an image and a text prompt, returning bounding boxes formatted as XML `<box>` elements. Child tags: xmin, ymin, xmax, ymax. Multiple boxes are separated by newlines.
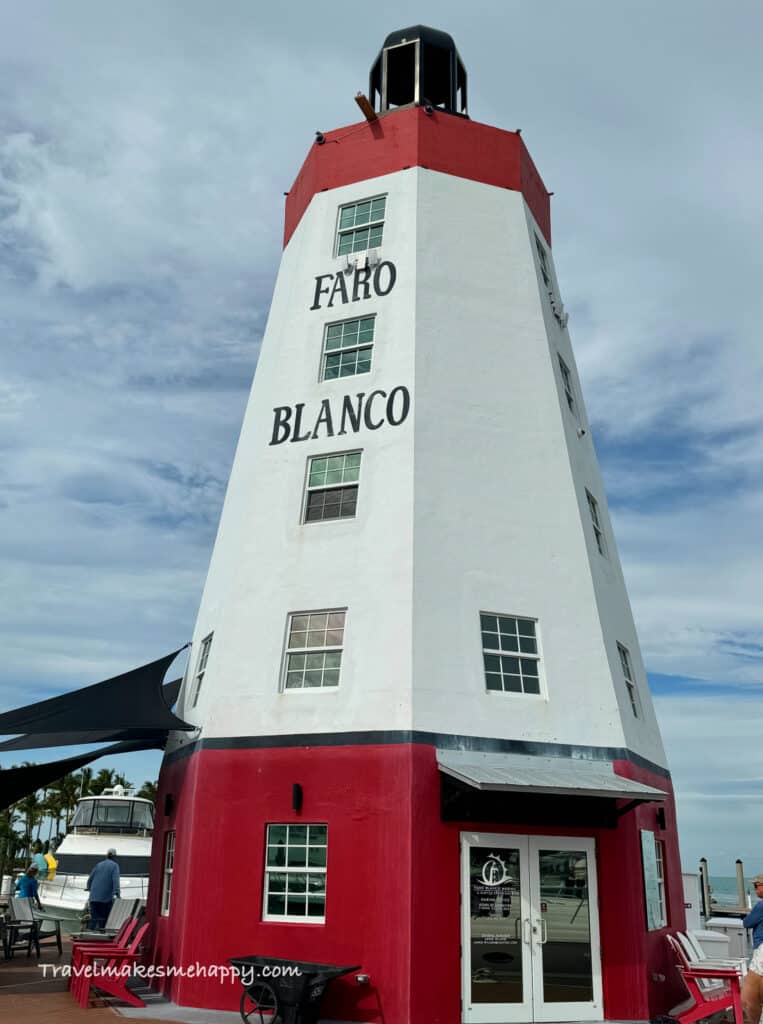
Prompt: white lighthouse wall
<box><xmin>175</xmin><ymin>163</ymin><xmax>665</xmax><ymax>770</ymax></box>
<box><xmin>175</xmin><ymin>170</ymin><xmax>420</xmax><ymax>742</ymax></box>
<box><xmin>410</xmin><ymin>169</ymin><xmax>666</xmax><ymax>767</ymax></box>
<box><xmin>529</xmin><ymin>204</ymin><xmax>667</xmax><ymax>764</ymax></box>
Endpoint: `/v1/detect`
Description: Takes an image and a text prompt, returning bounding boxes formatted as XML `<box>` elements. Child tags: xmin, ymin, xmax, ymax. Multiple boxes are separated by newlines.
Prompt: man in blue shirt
<box><xmin>86</xmin><ymin>848</ymin><xmax>121</xmax><ymax>929</ymax></box>
<box><xmin>741</xmin><ymin>875</ymin><xmax>763</xmax><ymax>1024</ymax></box>
<box><xmin>15</xmin><ymin>865</ymin><xmax>42</xmax><ymax>908</ymax></box>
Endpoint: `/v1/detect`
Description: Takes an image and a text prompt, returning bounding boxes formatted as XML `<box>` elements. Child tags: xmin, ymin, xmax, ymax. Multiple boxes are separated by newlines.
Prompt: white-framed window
<box><xmin>557</xmin><ymin>354</ymin><xmax>578</xmax><ymax>419</ymax></box>
<box><xmin>303</xmin><ymin>452</ymin><xmax>361</xmax><ymax>524</ymax></box>
<box><xmin>263</xmin><ymin>823</ymin><xmax>327</xmax><ymax>922</ymax></box>
<box><xmin>282</xmin><ymin>610</ymin><xmax>345</xmax><ymax>690</ymax></box>
<box><xmin>617</xmin><ymin>642</ymin><xmax>640</xmax><ymax>717</ymax></box>
<box><xmin>480</xmin><ymin>613</ymin><xmax>541</xmax><ymax>695</ymax></box>
<box><xmin>535</xmin><ymin>232</ymin><xmax>551</xmax><ymax>286</ymax></box>
<box><xmin>585</xmin><ymin>490</ymin><xmax>607</xmax><ymax>557</ymax></box>
<box><xmin>641</xmin><ymin>829</ymin><xmax>668</xmax><ymax>929</ymax></box>
<box><xmin>321</xmin><ymin>315</ymin><xmax>375</xmax><ymax>381</ymax></box>
<box><xmin>335</xmin><ymin>196</ymin><xmax>386</xmax><ymax>256</ymax></box>
<box><xmin>654</xmin><ymin>839</ymin><xmax>667</xmax><ymax>927</ymax></box>
<box><xmin>191</xmin><ymin>632</ymin><xmax>213</xmax><ymax>708</ymax></box>
<box><xmin>161</xmin><ymin>831</ymin><xmax>175</xmax><ymax>916</ymax></box>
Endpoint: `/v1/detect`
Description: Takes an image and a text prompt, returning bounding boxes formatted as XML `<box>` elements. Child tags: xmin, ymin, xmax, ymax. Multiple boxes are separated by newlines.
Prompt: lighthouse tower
<box><xmin>149</xmin><ymin>27</ymin><xmax>684</xmax><ymax>1024</ymax></box>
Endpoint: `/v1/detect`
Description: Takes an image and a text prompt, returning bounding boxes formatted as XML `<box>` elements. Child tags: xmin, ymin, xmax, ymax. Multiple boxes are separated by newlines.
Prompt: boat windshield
<box><xmin>70</xmin><ymin>799</ymin><xmax>154</xmax><ymax>833</ymax></box>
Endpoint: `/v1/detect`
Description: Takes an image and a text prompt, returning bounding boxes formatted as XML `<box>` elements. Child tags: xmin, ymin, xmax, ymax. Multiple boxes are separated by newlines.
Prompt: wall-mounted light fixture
<box><xmin>292</xmin><ymin>783</ymin><xmax>303</xmax><ymax>814</ymax></box>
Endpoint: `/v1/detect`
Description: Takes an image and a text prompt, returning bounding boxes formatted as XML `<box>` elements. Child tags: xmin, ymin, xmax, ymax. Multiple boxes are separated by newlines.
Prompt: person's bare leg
<box><xmin>741</xmin><ymin>970</ymin><xmax>763</xmax><ymax>1024</ymax></box>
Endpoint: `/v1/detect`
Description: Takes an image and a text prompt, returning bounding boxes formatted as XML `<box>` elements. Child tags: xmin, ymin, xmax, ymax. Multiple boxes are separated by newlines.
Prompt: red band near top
<box><xmin>284</xmin><ymin>105</ymin><xmax>551</xmax><ymax>248</ymax></box>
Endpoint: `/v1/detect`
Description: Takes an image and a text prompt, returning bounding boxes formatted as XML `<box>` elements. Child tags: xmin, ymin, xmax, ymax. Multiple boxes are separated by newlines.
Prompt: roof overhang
<box><xmin>436</xmin><ymin>749</ymin><xmax>667</xmax><ymax>802</ymax></box>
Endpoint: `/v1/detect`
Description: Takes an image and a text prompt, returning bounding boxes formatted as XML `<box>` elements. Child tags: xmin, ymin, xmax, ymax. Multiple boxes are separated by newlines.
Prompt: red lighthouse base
<box><xmin>148</xmin><ymin>741</ymin><xmax>685</xmax><ymax>1023</ymax></box>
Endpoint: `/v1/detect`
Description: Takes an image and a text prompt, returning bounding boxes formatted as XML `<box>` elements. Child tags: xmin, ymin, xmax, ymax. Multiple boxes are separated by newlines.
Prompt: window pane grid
<box><xmin>535</xmin><ymin>234</ymin><xmax>550</xmax><ymax>285</ymax></box>
<box><xmin>191</xmin><ymin>632</ymin><xmax>213</xmax><ymax>708</ymax></box>
<box><xmin>304</xmin><ymin>454</ymin><xmax>361</xmax><ymax>524</ymax></box>
<box><xmin>161</xmin><ymin>831</ymin><xmax>175</xmax><ymax>916</ymax></box>
<box><xmin>655</xmin><ymin>839</ymin><xmax>667</xmax><ymax>927</ymax></box>
<box><xmin>336</xmin><ymin>197</ymin><xmax>386</xmax><ymax>256</ymax></box>
<box><xmin>586</xmin><ymin>490</ymin><xmax>606</xmax><ymax>556</ymax></box>
<box><xmin>558</xmin><ymin>354</ymin><xmax>578</xmax><ymax>417</ymax></box>
<box><xmin>481</xmin><ymin>614</ymin><xmax>540</xmax><ymax>695</ymax></box>
<box><xmin>321</xmin><ymin>317</ymin><xmax>375</xmax><ymax>382</ymax></box>
<box><xmin>284</xmin><ymin>611</ymin><xmax>345</xmax><ymax>690</ymax></box>
<box><xmin>264</xmin><ymin>824</ymin><xmax>327</xmax><ymax>921</ymax></box>
<box><xmin>617</xmin><ymin>642</ymin><xmax>639</xmax><ymax>717</ymax></box>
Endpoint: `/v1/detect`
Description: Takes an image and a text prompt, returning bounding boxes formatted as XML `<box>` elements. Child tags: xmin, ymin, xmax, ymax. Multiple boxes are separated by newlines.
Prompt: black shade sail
<box><xmin>0</xmin><ymin>679</ymin><xmax>184</xmax><ymax>752</ymax></box>
<box><xmin>0</xmin><ymin>734</ymin><xmax>171</xmax><ymax>810</ymax></box>
<box><xmin>0</xmin><ymin>650</ymin><xmax>191</xmax><ymax>738</ymax></box>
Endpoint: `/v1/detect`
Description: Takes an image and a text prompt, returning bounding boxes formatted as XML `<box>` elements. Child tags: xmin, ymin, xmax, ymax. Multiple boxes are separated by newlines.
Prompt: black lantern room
<box><xmin>369</xmin><ymin>25</ymin><xmax>468</xmax><ymax>117</ymax></box>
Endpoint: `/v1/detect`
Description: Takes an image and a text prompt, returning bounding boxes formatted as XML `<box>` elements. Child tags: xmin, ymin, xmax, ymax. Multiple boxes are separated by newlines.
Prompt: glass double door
<box><xmin>461</xmin><ymin>833</ymin><xmax>602</xmax><ymax>1023</ymax></box>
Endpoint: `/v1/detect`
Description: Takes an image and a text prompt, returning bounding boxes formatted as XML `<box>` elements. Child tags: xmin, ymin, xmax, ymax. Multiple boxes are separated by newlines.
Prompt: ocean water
<box><xmin>709</xmin><ymin>875</ymin><xmax>757</xmax><ymax>908</ymax></box>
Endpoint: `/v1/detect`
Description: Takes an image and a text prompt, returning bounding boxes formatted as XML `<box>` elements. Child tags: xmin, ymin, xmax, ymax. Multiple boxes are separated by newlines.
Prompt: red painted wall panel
<box><xmin>284</xmin><ymin>107</ymin><xmax>551</xmax><ymax>250</ymax></box>
<box><xmin>149</xmin><ymin>744</ymin><xmax>683</xmax><ymax>1022</ymax></box>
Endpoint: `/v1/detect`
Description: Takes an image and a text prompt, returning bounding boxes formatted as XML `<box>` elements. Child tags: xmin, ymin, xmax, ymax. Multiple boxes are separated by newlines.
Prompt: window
<box><xmin>336</xmin><ymin>196</ymin><xmax>386</xmax><ymax>256</ymax></box>
<box><xmin>480</xmin><ymin>613</ymin><xmax>541</xmax><ymax>695</ymax></box>
<box><xmin>558</xmin><ymin>355</ymin><xmax>578</xmax><ymax>418</ymax></box>
<box><xmin>161</xmin><ymin>831</ymin><xmax>175</xmax><ymax>916</ymax></box>
<box><xmin>321</xmin><ymin>316</ymin><xmax>375</xmax><ymax>381</ymax></box>
<box><xmin>191</xmin><ymin>632</ymin><xmax>213</xmax><ymax>708</ymax></box>
<box><xmin>654</xmin><ymin>839</ymin><xmax>667</xmax><ymax>927</ymax></box>
<box><xmin>535</xmin><ymin>233</ymin><xmax>551</xmax><ymax>286</ymax></box>
<box><xmin>617</xmin><ymin>642</ymin><xmax>639</xmax><ymax>717</ymax></box>
<box><xmin>282</xmin><ymin>610</ymin><xmax>345</xmax><ymax>690</ymax></box>
<box><xmin>263</xmin><ymin>824</ymin><xmax>327</xmax><ymax>921</ymax></box>
<box><xmin>585</xmin><ymin>490</ymin><xmax>607</xmax><ymax>557</ymax></box>
<box><xmin>304</xmin><ymin>452</ymin><xmax>361</xmax><ymax>523</ymax></box>
<box><xmin>641</xmin><ymin>829</ymin><xmax>667</xmax><ymax>929</ymax></box>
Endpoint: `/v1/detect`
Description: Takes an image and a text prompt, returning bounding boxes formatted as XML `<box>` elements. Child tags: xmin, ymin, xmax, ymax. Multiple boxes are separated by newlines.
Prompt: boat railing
<box><xmin>40</xmin><ymin>871</ymin><xmax>150</xmax><ymax>903</ymax></box>
<box><xmin>69</xmin><ymin>826</ymin><xmax>153</xmax><ymax>837</ymax></box>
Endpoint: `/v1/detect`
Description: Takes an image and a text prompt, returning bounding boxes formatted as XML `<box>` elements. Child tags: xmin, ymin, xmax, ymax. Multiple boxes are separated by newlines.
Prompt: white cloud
<box><xmin>0</xmin><ymin>2</ymin><xmax>761</xmax><ymax>864</ymax></box>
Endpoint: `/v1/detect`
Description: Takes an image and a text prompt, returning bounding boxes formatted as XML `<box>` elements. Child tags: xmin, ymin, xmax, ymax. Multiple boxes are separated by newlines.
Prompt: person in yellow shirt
<box><xmin>44</xmin><ymin>845</ymin><xmax>58</xmax><ymax>881</ymax></box>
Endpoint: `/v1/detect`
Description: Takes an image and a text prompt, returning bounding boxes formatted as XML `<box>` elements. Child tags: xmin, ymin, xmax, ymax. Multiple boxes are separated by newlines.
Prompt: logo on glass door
<box><xmin>481</xmin><ymin>853</ymin><xmax>512</xmax><ymax>887</ymax></box>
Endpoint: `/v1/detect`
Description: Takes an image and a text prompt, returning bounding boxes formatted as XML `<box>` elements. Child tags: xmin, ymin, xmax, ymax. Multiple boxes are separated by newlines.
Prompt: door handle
<box><xmin>523</xmin><ymin>917</ymin><xmax>532</xmax><ymax>944</ymax></box>
<box><xmin>540</xmin><ymin>918</ymin><xmax>548</xmax><ymax>945</ymax></box>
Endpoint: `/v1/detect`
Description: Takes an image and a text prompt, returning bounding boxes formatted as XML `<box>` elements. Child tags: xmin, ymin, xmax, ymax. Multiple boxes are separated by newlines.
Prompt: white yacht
<box><xmin>39</xmin><ymin>785</ymin><xmax>153</xmax><ymax>913</ymax></box>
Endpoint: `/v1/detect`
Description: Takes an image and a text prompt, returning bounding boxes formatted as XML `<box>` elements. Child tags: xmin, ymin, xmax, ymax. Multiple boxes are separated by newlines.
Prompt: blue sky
<box><xmin>1</xmin><ymin>0</ymin><xmax>761</xmax><ymax>870</ymax></box>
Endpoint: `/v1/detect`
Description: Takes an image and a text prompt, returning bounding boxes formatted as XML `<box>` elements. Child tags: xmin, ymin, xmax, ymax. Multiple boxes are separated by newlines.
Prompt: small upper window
<box><xmin>304</xmin><ymin>452</ymin><xmax>361</xmax><ymax>524</ymax></box>
<box><xmin>480</xmin><ymin>613</ymin><xmax>541</xmax><ymax>695</ymax></box>
<box><xmin>585</xmin><ymin>490</ymin><xmax>607</xmax><ymax>557</ymax></box>
<box><xmin>535</xmin><ymin>233</ymin><xmax>551</xmax><ymax>286</ymax></box>
<box><xmin>336</xmin><ymin>196</ymin><xmax>386</xmax><ymax>256</ymax></box>
<box><xmin>558</xmin><ymin>355</ymin><xmax>578</xmax><ymax>419</ymax></box>
<box><xmin>321</xmin><ymin>316</ymin><xmax>375</xmax><ymax>381</ymax></box>
<box><xmin>617</xmin><ymin>642</ymin><xmax>640</xmax><ymax>717</ymax></box>
<box><xmin>161</xmin><ymin>831</ymin><xmax>175</xmax><ymax>916</ymax></box>
<box><xmin>283</xmin><ymin>610</ymin><xmax>346</xmax><ymax>690</ymax></box>
<box><xmin>191</xmin><ymin>632</ymin><xmax>213</xmax><ymax>708</ymax></box>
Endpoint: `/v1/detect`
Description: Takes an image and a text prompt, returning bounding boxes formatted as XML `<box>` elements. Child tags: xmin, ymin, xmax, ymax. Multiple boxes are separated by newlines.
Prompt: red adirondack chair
<box><xmin>666</xmin><ymin>932</ymin><xmax>744</xmax><ymax>1024</ymax></box>
<box><xmin>71</xmin><ymin>921</ymin><xmax>150</xmax><ymax>1008</ymax></box>
<box><xmin>69</xmin><ymin>915</ymin><xmax>141</xmax><ymax>992</ymax></box>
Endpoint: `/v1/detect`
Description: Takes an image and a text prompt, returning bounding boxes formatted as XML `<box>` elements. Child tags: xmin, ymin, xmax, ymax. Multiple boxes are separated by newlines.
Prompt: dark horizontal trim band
<box><xmin>163</xmin><ymin>730</ymin><xmax>670</xmax><ymax>780</ymax></box>
<box><xmin>53</xmin><ymin>854</ymin><xmax>151</xmax><ymax>876</ymax></box>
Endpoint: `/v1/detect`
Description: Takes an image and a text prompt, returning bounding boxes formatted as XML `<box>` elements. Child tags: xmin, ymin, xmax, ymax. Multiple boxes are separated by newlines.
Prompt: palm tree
<box><xmin>48</xmin><ymin>773</ymin><xmax>82</xmax><ymax>830</ymax></box>
<box><xmin>15</xmin><ymin>789</ymin><xmax>42</xmax><ymax>861</ymax></box>
<box><xmin>77</xmin><ymin>767</ymin><xmax>93</xmax><ymax>798</ymax></box>
<box><xmin>136</xmin><ymin>780</ymin><xmax>157</xmax><ymax>804</ymax></box>
<box><xmin>89</xmin><ymin>768</ymin><xmax>118</xmax><ymax>795</ymax></box>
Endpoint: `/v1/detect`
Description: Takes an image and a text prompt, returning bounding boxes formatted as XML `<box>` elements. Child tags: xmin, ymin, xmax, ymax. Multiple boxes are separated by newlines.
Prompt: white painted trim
<box><xmin>461</xmin><ymin>832</ymin><xmax>603</xmax><ymax>1024</ymax></box>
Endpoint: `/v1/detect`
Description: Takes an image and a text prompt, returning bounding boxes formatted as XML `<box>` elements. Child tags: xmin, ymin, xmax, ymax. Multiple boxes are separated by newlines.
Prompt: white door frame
<box><xmin>461</xmin><ymin>832</ymin><xmax>603</xmax><ymax>1024</ymax></box>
